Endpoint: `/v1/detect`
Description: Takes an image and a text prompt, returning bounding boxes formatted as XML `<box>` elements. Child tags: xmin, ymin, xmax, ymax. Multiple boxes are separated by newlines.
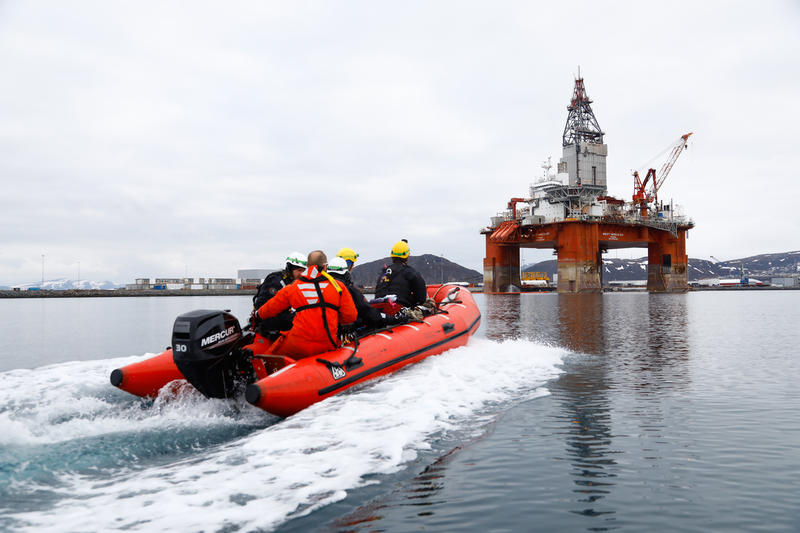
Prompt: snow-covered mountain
<box><xmin>11</xmin><ymin>278</ymin><xmax>121</xmax><ymax>290</ymax></box>
<box><xmin>523</xmin><ymin>251</ymin><xmax>800</xmax><ymax>282</ymax></box>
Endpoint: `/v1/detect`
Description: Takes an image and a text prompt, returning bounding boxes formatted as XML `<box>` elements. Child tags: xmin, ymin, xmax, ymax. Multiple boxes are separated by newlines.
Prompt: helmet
<box><xmin>390</xmin><ymin>239</ymin><xmax>410</xmax><ymax>259</ymax></box>
<box><xmin>327</xmin><ymin>257</ymin><xmax>349</xmax><ymax>277</ymax></box>
<box><xmin>336</xmin><ymin>247</ymin><xmax>359</xmax><ymax>264</ymax></box>
<box><xmin>285</xmin><ymin>251</ymin><xmax>307</xmax><ymax>269</ymax></box>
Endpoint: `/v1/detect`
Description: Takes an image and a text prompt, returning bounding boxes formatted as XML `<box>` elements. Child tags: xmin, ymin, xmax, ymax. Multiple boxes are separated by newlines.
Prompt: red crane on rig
<box><xmin>632</xmin><ymin>132</ymin><xmax>693</xmax><ymax>216</ymax></box>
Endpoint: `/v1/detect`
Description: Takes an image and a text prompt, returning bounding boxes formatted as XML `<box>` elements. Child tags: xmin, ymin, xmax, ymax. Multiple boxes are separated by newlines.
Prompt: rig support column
<box><xmin>483</xmin><ymin>236</ymin><xmax>520</xmax><ymax>292</ymax></box>
<box><xmin>647</xmin><ymin>228</ymin><xmax>689</xmax><ymax>292</ymax></box>
<box><xmin>557</xmin><ymin>222</ymin><xmax>602</xmax><ymax>293</ymax></box>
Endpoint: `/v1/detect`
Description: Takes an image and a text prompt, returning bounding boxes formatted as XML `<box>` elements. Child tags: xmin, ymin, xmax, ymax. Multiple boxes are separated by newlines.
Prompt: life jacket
<box><xmin>258</xmin><ymin>265</ymin><xmax>358</xmax><ymax>357</ymax></box>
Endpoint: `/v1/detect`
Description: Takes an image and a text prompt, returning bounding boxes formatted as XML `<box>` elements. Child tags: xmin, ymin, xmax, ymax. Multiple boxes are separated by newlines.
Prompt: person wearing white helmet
<box><xmin>328</xmin><ymin>257</ymin><xmax>407</xmax><ymax>331</ymax></box>
<box><xmin>336</xmin><ymin>247</ymin><xmax>359</xmax><ymax>271</ymax></box>
<box><xmin>334</xmin><ymin>247</ymin><xmax>359</xmax><ymax>286</ymax></box>
<box><xmin>252</xmin><ymin>251</ymin><xmax>307</xmax><ymax>339</ymax></box>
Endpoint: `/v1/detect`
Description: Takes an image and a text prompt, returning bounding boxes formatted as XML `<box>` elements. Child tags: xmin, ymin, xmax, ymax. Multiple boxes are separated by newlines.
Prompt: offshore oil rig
<box><xmin>482</xmin><ymin>75</ymin><xmax>694</xmax><ymax>293</ymax></box>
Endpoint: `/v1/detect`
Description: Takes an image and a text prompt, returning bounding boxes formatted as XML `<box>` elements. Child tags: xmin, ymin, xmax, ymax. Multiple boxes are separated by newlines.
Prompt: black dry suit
<box><xmin>253</xmin><ymin>270</ymin><xmax>294</xmax><ymax>339</ymax></box>
<box><xmin>336</xmin><ymin>274</ymin><xmax>384</xmax><ymax>329</ymax></box>
<box><xmin>374</xmin><ymin>260</ymin><xmax>427</xmax><ymax>307</ymax></box>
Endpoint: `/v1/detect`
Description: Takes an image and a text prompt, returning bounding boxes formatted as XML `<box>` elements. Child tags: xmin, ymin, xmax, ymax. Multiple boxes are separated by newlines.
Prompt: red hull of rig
<box><xmin>483</xmin><ymin>220</ymin><xmax>690</xmax><ymax>293</ymax></box>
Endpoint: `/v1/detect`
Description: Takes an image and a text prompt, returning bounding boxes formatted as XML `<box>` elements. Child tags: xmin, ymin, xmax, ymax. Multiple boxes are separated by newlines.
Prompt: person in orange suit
<box><xmin>257</xmin><ymin>250</ymin><xmax>357</xmax><ymax>359</ymax></box>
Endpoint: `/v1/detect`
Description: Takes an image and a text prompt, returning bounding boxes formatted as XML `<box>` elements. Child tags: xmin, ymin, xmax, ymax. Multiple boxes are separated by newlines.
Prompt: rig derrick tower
<box><xmin>562</xmin><ymin>76</ymin><xmax>605</xmax><ymax>187</ymax></box>
<box><xmin>552</xmin><ymin>76</ymin><xmax>609</xmax><ymax>219</ymax></box>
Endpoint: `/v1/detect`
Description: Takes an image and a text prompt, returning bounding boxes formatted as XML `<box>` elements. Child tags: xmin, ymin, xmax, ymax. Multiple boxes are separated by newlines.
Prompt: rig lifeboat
<box><xmin>110</xmin><ymin>285</ymin><xmax>481</xmax><ymax>417</ymax></box>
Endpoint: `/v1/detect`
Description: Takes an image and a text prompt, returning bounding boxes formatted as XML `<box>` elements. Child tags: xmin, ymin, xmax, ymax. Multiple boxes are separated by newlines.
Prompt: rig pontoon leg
<box><xmin>647</xmin><ymin>229</ymin><xmax>689</xmax><ymax>292</ymax></box>
<box><xmin>556</xmin><ymin>222</ymin><xmax>602</xmax><ymax>293</ymax></box>
<box><xmin>483</xmin><ymin>237</ymin><xmax>520</xmax><ymax>292</ymax></box>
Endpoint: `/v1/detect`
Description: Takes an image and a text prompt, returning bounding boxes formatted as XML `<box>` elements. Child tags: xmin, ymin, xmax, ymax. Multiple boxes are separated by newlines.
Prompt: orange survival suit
<box><xmin>257</xmin><ymin>265</ymin><xmax>357</xmax><ymax>359</ymax></box>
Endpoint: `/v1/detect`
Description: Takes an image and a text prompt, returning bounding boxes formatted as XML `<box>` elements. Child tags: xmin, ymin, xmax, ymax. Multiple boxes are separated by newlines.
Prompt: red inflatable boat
<box><xmin>110</xmin><ymin>285</ymin><xmax>481</xmax><ymax>417</ymax></box>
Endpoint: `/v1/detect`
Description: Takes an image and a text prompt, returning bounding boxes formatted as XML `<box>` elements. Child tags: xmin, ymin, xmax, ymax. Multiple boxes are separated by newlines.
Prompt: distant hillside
<box><xmin>351</xmin><ymin>254</ymin><xmax>482</xmax><ymax>287</ymax></box>
<box><xmin>523</xmin><ymin>251</ymin><xmax>800</xmax><ymax>282</ymax></box>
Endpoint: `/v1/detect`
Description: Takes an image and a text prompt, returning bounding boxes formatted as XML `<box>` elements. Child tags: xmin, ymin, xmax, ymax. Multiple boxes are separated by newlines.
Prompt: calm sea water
<box><xmin>0</xmin><ymin>292</ymin><xmax>798</xmax><ymax>531</ymax></box>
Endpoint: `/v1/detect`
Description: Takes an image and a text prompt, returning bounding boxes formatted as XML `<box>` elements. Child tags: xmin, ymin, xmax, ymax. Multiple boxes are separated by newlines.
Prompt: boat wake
<box><xmin>0</xmin><ymin>338</ymin><xmax>565</xmax><ymax>532</ymax></box>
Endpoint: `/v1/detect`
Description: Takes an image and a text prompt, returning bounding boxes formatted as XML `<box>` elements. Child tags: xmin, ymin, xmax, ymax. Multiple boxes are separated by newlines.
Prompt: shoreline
<box><xmin>0</xmin><ymin>289</ymin><xmax>258</xmax><ymax>298</ymax></box>
<box><xmin>2</xmin><ymin>285</ymin><xmax>797</xmax><ymax>299</ymax></box>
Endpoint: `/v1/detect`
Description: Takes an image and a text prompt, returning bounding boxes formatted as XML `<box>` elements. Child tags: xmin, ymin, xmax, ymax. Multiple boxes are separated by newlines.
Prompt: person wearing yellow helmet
<box><xmin>390</xmin><ymin>240</ymin><xmax>410</xmax><ymax>259</ymax></box>
<box><xmin>375</xmin><ymin>239</ymin><xmax>427</xmax><ymax>307</ymax></box>
<box><xmin>336</xmin><ymin>247</ymin><xmax>359</xmax><ymax>270</ymax></box>
<box><xmin>335</xmin><ymin>247</ymin><xmax>359</xmax><ymax>287</ymax></box>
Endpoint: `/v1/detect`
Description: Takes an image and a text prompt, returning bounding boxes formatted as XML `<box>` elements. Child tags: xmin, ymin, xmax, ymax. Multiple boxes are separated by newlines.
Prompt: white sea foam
<box><xmin>2</xmin><ymin>338</ymin><xmax>565</xmax><ymax>532</ymax></box>
<box><xmin>0</xmin><ymin>355</ymin><xmax>267</xmax><ymax>446</ymax></box>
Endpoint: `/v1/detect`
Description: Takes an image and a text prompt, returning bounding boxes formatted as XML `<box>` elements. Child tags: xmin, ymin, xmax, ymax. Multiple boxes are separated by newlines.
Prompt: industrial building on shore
<box><xmin>124</xmin><ymin>269</ymin><xmax>274</xmax><ymax>291</ymax></box>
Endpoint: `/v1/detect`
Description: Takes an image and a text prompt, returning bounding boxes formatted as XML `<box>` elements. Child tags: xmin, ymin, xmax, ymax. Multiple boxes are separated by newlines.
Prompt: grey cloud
<box><xmin>1</xmin><ymin>1</ymin><xmax>799</xmax><ymax>283</ymax></box>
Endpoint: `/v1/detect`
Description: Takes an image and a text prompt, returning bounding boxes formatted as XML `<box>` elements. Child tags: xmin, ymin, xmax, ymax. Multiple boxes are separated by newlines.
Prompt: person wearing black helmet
<box><xmin>252</xmin><ymin>251</ymin><xmax>306</xmax><ymax>340</ymax></box>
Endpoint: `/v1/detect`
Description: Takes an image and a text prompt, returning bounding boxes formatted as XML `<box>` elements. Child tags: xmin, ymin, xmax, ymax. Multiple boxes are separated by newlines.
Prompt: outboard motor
<box><xmin>171</xmin><ymin>309</ymin><xmax>254</xmax><ymax>398</ymax></box>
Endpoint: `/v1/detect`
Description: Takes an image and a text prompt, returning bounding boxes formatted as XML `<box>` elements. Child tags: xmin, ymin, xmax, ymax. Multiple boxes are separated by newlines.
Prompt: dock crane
<box><xmin>632</xmin><ymin>132</ymin><xmax>693</xmax><ymax>216</ymax></box>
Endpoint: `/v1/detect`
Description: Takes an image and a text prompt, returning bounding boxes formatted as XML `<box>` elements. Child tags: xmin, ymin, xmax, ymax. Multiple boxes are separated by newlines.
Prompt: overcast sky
<box><xmin>1</xmin><ymin>1</ymin><xmax>798</xmax><ymax>284</ymax></box>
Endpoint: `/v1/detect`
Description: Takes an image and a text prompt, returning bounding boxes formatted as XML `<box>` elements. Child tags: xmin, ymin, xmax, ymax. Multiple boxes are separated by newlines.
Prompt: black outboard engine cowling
<box><xmin>171</xmin><ymin>309</ymin><xmax>254</xmax><ymax>398</ymax></box>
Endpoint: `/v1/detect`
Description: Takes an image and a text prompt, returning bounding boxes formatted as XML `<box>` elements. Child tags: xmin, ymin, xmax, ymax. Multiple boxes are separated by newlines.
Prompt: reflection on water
<box><xmin>483</xmin><ymin>295</ymin><xmax>522</xmax><ymax>341</ymax></box>
<box><xmin>330</xmin><ymin>447</ymin><xmax>461</xmax><ymax>531</ymax></box>
<box><xmin>553</xmin><ymin>294</ymin><xmax>690</xmax><ymax>527</ymax></box>
<box><xmin>321</xmin><ymin>292</ymin><xmax>701</xmax><ymax>532</ymax></box>
<box><xmin>554</xmin><ymin>294</ymin><xmax>616</xmax><ymax>525</ymax></box>
<box><xmin>558</xmin><ymin>293</ymin><xmax>606</xmax><ymax>354</ymax></box>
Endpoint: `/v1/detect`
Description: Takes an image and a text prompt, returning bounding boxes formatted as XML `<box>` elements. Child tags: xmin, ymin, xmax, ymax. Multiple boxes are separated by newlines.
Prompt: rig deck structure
<box><xmin>482</xmin><ymin>75</ymin><xmax>694</xmax><ymax>293</ymax></box>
